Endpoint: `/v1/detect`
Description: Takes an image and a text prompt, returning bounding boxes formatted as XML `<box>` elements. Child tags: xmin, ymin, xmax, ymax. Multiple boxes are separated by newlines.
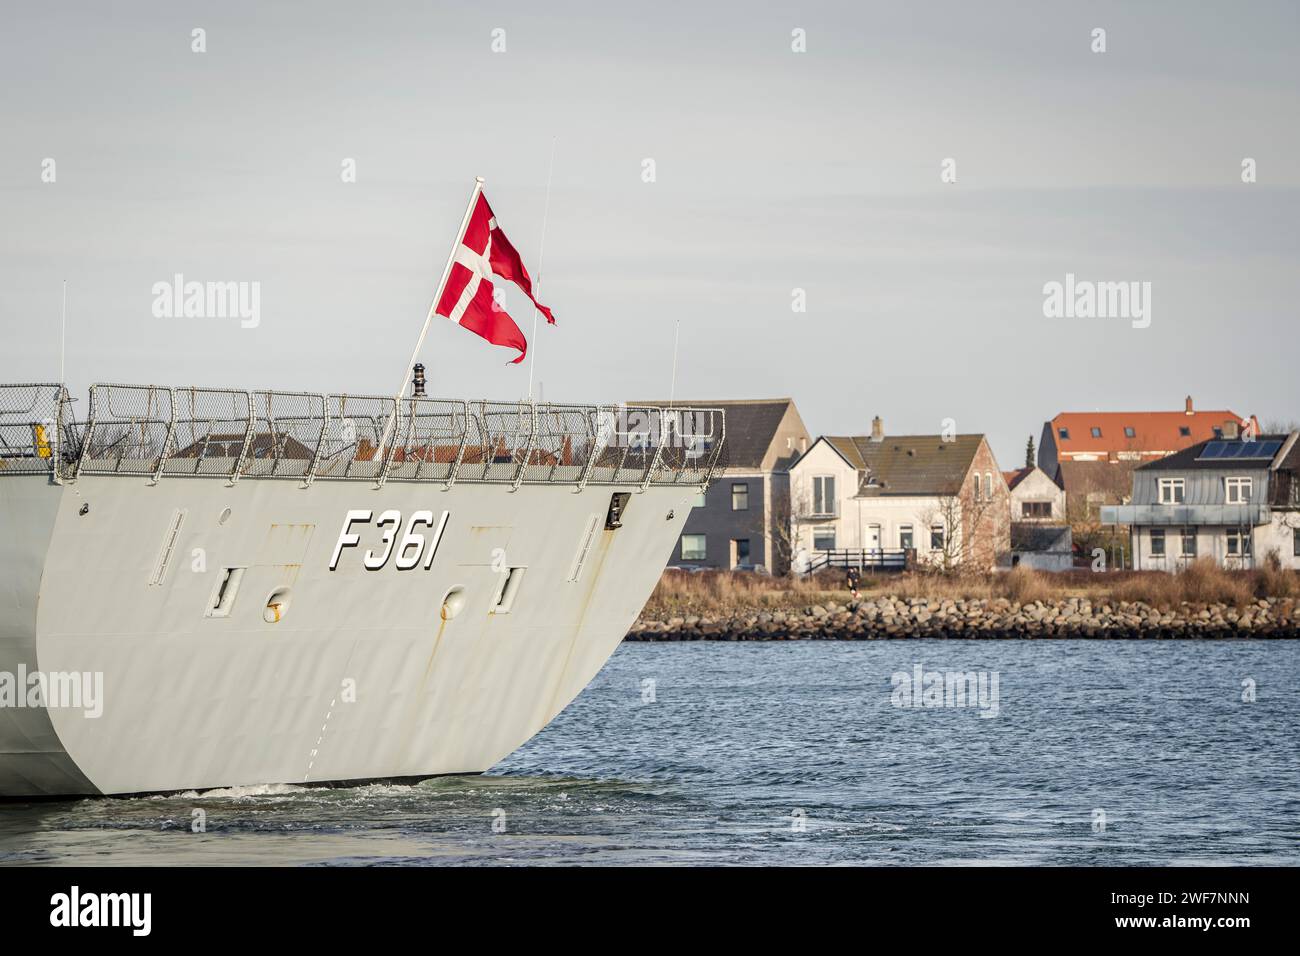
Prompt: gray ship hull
<box><xmin>0</xmin><ymin>473</ymin><xmax>695</xmax><ymax>796</ymax></box>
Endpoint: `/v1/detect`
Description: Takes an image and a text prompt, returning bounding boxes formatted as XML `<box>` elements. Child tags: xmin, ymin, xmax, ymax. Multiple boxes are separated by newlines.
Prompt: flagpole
<box><xmin>526</xmin><ymin>138</ymin><xmax>557</xmax><ymax>402</ymax></box>
<box><xmin>60</xmin><ymin>279</ymin><xmax>67</xmax><ymax>385</ymax></box>
<box><xmin>379</xmin><ymin>176</ymin><xmax>484</xmax><ymax>453</ymax></box>
<box><xmin>669</xmin><ymin>318</ymin><xmax>680</xmax><ymax>407</ymax></box>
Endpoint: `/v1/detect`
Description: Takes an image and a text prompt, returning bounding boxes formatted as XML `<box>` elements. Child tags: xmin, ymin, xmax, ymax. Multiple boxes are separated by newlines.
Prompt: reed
<box><xmin>643</xmin><ymin>560</ymin><xmax>1299</xmax><ymax>617</ymax></box>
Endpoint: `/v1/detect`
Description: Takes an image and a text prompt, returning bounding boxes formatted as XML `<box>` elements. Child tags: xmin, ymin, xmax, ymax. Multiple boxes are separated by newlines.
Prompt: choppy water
<box><xmin>2</xmin><ymin>641</ymin><xmax>1297</xmax><ymax>866</ymax></box>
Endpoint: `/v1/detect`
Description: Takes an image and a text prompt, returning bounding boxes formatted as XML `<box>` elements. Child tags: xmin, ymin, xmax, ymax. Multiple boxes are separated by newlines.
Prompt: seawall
<box><xmin>627</xmin><ymin>596</ymin><xmax>1300</xmax><ymax>640</ymax></box>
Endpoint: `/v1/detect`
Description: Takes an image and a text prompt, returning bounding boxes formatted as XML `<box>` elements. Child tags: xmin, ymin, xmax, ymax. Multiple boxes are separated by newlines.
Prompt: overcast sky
<box><xmin>2</xmin><ymin>0</ymin><xmax>1297</xmax><ymax>466</ymax></box>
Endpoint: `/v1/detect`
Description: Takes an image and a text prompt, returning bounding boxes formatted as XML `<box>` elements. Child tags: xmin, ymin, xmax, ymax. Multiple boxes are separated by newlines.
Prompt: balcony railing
<box><xmin>0</xmin><ymin>383</ymin><xmax>726</xmax><ymax>489</ymax></box>
<box><xmin>1100</xmin><ymin>503</ymin><xmax>1270</xmax><ymax>526</ymax></box>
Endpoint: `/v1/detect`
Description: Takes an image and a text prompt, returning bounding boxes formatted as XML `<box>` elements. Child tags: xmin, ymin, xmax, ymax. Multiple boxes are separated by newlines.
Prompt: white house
<box><xmin>1102</xmin><ymin>431</ymin><xmax>1300</xmax><ymax>570</ymax></box>
<box><xmin>1003</xmin><ymin>466</ymin><xmax>1066</xmax><ymax>522</ymax></box>
<box><xmin>787</xmin><ymin>418</ymin><xmax>1010</xmax><ymax>570</ymax></box>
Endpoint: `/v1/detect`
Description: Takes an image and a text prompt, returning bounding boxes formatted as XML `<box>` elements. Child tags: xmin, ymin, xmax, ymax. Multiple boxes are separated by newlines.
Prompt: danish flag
<box><xmin>434</xmin><ymin>191</ymin><xmax>554</xmax><ymax>364</ymax></box>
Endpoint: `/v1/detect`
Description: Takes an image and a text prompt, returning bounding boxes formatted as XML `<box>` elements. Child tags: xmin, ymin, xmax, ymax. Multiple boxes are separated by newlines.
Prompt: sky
<box><xmin>2</xmin><ymin>0</ymin><xmax>1298</xmax><ymax>467</ymax></box>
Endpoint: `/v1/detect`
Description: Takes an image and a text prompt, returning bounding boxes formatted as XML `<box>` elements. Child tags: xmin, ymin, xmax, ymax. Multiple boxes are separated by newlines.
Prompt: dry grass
<box><xmin>645</xmin><ymin>569</ymin><xmax>844</xmax><ymax>616</ymax></box>
<box><xmin>643</xmin><ymin>560</ymin><xmax>1300</xmax><ymax>617</ymax></box>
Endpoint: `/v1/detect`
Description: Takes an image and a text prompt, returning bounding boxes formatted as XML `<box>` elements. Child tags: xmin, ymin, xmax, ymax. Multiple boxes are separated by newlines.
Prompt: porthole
<box><xmin>264</xmin><ymin>587</ymin><xmax>292</xmax><ymax>623</ymax></box>
<box><xmin>440</xmin><ymin>585</ymin><xmax>467</xmax><ymax>621</ymax></box>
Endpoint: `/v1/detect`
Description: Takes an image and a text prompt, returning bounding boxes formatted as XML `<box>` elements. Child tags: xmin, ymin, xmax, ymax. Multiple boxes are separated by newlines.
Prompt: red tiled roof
<box><xmin>1049</xmin><ymin>408</ymin><xmax>1258</xmax><ymax>458</ymax></box>
<box><xmin>1002</xmin><ymin>467</ymin><xmax>1033</xmax><ymax>490</ymax></box>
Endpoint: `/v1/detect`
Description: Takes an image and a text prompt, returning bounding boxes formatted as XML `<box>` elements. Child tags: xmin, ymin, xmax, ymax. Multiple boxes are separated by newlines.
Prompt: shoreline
<box><xmin>627</xmin><ymin>595</ymin><xmax>1300</xmax><ymax>640</ymax></box>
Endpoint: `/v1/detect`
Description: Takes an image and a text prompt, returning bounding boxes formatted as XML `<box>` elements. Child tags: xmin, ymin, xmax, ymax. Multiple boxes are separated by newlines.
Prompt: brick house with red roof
<box><xmin>1038</xmin><ymin>396</ymin><xmax>1258</xmax><ymax>475</ymax></box>
<box><xmin>1039</xmin><ymin>396</ymin><xmax>1258</xmax><ymax>516</ymax></box>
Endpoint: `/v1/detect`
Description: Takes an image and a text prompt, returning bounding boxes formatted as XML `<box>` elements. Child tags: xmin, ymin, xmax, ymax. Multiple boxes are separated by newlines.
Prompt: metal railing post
<box><xmin>639</xmin><ymin>407</ymin><xmax>668</xmax><ymax>493</ymax></box>
<box><xmin>305</xmin><ymin>393</ymin><xmax>328</xmax><ymax>486</ymax></box>
<box><xmin>74</xmin><ymin>386</ymin><xmax>97</xmax><ymax>480</ymax></box>
<box><xmin>511</xmin><ymin>401</ymin><xmax>537</xmax><ymax>491</ymax></box>
<box><xmin>151</xmin><ymin>387</ymin><xmax>177</xmax><ymax>484</ymax></box>
<box><xmin>231</xmin><ymin>391</ymin><xmax>254</xmax><ymax>483</ymax></box>
<box><xmin>446</xmin><ymin>401</ymin><xmax>469</xmax><ymax>488</ymax></box>
<box><xmin>50</xmin><ymin>385</ymin><xmax>65</xmax><ymax>485</ymax></box>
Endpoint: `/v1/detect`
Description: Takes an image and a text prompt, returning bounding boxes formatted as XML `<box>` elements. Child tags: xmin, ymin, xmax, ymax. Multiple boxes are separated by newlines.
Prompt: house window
<box><xmin>1181</xmin><ymin>528</ymin><xmax>1197</xmax><ymax>557</ymax></box>
<box><xmin>1157</xmin><ymin>478</ymin><xmax>1185</xmax><ymax>504</ymax></box>
<box><xmin>930</xmin><ymin>525</ymin><xmax>945</xmax><ymax>551</ymax></box>
<box><xmin>1226</xmin><ymin>530</ymin><xmax>1251</xmax><ymax>556</ymax></box>
<box><xmin>985</xmin><ymin>472</ymin><xmax>994</xmax><ymax>498</ymax></box>
<box><xmin>1179</xmin><ymin>426</ymin><xmax>1191</xmax><ymax>437</ymax></box>
<box><xmin>1150</xmin><ymin>529</ymin><xmax>1166</xmax><ymax>557</ymax></box>
<box><xmin>1225</xmin><ymin>477</ymin><xmax>1252</xmax><ymax>504</ymax></box>
<box><xmin>731</xmin><ymin>483</ymin><xmax>749</xmax><ymax>511</ymax></box>
<box><xmin>973</xmin><ymin>474</ymin><xmax>982</xmax><ymax>500</ymax></box>
<box><xmin>1294</xmin><ymin>528</ymin><xmax>1300</xmax><ymax>557</ymax></box>
<box><xmin>812</xmin><ymin>475</ymin><xmax>835</xmax><ymax>516</ymax></box>
<box><xmin>1090</xmin><ymin>427</ymin><xmax>1102</xmax><ymax>438</ymax></box>
<box><xmin>1058</xmin><ymin>427</ymin><xmax>1070</xmax><ymax>440</ymax></box>
<box><xmin>1022</xmin><ymin>501</ymin><xmax>1052</xmax><ymax>518</ymax></box>
<box><xmin>899</xmin><ymin>525</ymin><xmax>914</xmax><ymax>550</ymax></box>
<box><xmin>680</xmin><ymin>534</ymin><xmax>706</xmax><ymax>561</ymax></box>
<box><xmin>1124</xmin><ymin>427</ymin><xmax>1136</xmax><ymax>438</ymax></box>
<box><xmin>813</xmin><ymin>526</ymin><xmax>836</xmax><ymax>551</ymax></box>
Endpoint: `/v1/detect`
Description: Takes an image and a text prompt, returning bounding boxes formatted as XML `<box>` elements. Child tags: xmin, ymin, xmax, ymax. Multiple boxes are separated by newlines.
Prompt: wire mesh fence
<box><xmin>384</xmin><ymin>398</ymin><xmax>468</xmax><ymax>483</ymax></box>
<box><xmin>164</xmin><ymin>387</ymin><xmax>253</xmax><ymax>478</ymax></box>
<box><xmin>78</xmin><ymin>385</ymin><xmax>175</xmax><ymax>476</ymax></box>
<box><xmin>0</xmin><ymin>383</ymin><xmax>68</xmax><ymax>476</ymax></box>
<box><xmin>243</xmin><ymin>391</ymin><xmax>328</xmax><ymax>479</ymax></box>
<box><xmin>314</xmin><ymin>394</ymin><xmax>397</xmax><ymax>481</ymax></box>
<box><xmin>1</xmin><ymin>384</ymin><xmax>726</xmax><ymax>488</ymax></box>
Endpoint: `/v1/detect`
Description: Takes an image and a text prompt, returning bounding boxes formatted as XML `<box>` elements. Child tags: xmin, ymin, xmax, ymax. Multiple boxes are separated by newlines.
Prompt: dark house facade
<box><xmin>635</xmin><ymin>398</ymin><xmax>811</xmax><ymax>573</ymax></box>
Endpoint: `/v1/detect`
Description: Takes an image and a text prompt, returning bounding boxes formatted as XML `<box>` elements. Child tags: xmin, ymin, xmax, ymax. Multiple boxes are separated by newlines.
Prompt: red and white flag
<box><xmin>435</xmin><ymin>190</ymin><xmax>554</xmax><ymax>364</ymax></box>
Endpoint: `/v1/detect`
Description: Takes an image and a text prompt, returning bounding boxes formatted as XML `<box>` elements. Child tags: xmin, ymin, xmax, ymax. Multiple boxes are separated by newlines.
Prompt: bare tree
<box><xmin>920</xmin><ymin>486</ymin><xmax>1003</xmax><ymax>574</ymax></box>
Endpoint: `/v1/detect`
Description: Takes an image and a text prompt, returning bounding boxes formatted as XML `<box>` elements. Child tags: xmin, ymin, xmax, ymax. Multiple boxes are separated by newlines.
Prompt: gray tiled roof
<box><xmin>631</xmin><ymin>398</ymin><xmax>794</xmax><ymax>470</ymax></box>
<box><xmin>824</xmin><ymin>434</ymin><xmax>985</xmax><ymax>496</ymax></box>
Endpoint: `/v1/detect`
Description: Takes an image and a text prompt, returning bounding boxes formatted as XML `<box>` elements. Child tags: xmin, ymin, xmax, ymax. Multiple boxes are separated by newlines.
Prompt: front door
<box><xmin>864</xmin><ymin>524</ymin><xmax>881</xmax><ymax>552</ymax></box>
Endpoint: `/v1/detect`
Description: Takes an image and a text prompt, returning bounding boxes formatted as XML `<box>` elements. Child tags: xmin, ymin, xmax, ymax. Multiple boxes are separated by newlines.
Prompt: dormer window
<box><xmin>1058</xmin><ymin>427</ymin><xmax>1070</xmax><ymax>440</ymax></box>
<box><xmin>1090</xmin><ymin>427</ymin><xmax>1102</xmax><ymax>438</ymax></box>
<box><xmin>1179</xmin><ymin>426</ymin><xmax>1191</xmax><ymax>437</ymax></box>
<box><xmin>1124</xmin><ymin>427</ymin><xmax>1136</xmax><ymax>438</ymax></box>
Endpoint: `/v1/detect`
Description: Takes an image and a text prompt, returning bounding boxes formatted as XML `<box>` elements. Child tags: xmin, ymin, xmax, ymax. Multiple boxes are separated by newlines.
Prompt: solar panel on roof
<box><xmin>1196</xmin><ymin>439</ymin><xmax>1280</xmax><ymax>461</ymax></box>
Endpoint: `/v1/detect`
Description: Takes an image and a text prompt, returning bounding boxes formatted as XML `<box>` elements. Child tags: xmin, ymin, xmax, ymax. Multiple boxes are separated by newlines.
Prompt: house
<box><xmin>1101</xmin><ymin>432</ymin><xmax>1300</xmax><ymax>570</ymax></box>
<box><xmin>1003</xmin><ymin>466</ymin><xmax>1065</xmax><ymax>522</ymax></box>
<box><xmin>787</xmin><ymin>417</ymin><xmax>1010</xmax><ymax>570</ymax></box>
<box><xmin>172</xmin><ymin>432</ymin><xmax>315</xmax><ymax>460</ymax></box>
<box><xmin>1038</xmin><ymin>396</ymin><xmax>1256</xmax><ymax>474</ymax></box>
<box><xmin>635</xmin><ymin>398</ymin><xmax>810</xmax><ymax>573</ymax></box>
<box><xmin>1007</xmin><ymin>524</ymin><xmax>1074</xmax><ymax>572</ymax></box>
<box><xmin>1002</xmin><ymin>466</ymin><xmax>1073</xmax><ymax>570</ymax></box>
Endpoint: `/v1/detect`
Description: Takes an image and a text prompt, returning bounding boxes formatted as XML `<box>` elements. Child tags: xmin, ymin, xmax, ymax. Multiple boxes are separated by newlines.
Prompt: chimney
<box><xmin>412</xmin><ymin>363</ymin><xmax>426</xmax><ymax>397</ymax></box>
<box><xmin>870</xmin><ymin>416</ymin><xmax>884</xmax><ymax>442</ymax></box>
<box><xmin>1185</xmin><ymin>395</ymin><xmax>1194</xmax><ymax>415</ymax></box>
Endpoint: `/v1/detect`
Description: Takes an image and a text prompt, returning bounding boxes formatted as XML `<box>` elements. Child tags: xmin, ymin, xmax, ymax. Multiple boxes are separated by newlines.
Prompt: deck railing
<box><xmin>0</xmin><ymin>383</ymin><xmax>725</xmax><ymax>489</ymax></box>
